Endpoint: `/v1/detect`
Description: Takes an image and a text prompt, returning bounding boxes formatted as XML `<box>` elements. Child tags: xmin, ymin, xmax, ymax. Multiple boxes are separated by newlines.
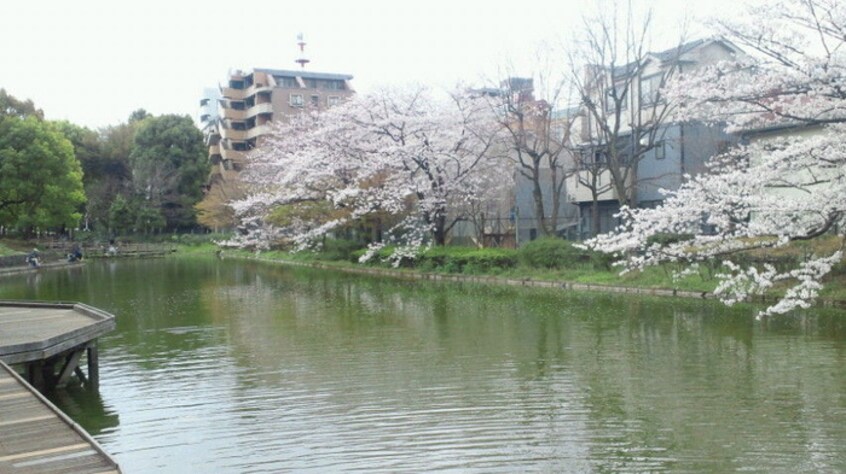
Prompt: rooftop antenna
<box><xmin>295</xmin><ymin>33</ymin><xmax>310</xmax><ymax>69</ymax></box>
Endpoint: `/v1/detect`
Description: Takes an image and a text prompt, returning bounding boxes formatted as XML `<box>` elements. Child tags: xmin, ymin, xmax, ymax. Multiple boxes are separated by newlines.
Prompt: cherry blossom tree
<box><xmin>230</xmin><ymin>87</ymin><xmax>508</xmax><ymax>257</ymax></box>
<box><xmin>587</xmin><ymin>0</ymin><xmax>846</xmax><ymax>315</ymax></box>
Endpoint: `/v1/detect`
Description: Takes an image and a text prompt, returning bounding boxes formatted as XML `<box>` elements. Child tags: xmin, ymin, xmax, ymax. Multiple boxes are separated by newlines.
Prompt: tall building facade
<box><xmin>197</xmin><ymin>68</ymin><xmax>354</xmax><ymax>230</ymax></box>
<box><xmin>207</xmin><ymin>68</ymin><xmax>354</xmax><ymax>175</ymax></box>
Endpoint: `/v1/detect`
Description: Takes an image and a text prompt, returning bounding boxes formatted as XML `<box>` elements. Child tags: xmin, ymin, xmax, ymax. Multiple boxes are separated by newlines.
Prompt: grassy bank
<box><xmin>216</xmin><ymin>238</ymin><xmax>717</xmax><ymax>293</ymax></box>
<box><xmin>204</xmin><ymin>236</ymin><xmax>846</xmax><ymax>305</ymax></box>
<box><xmin>0</xmin><ymin>242</ymin><xmax>23</xmax><ymax>257</ymax></box>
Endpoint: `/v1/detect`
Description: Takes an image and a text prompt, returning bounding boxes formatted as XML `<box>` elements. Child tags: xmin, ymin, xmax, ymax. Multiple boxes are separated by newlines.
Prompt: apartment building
<box><xmin>197</xmin><ymin>68</ymin><xmax>354</xmax><ymax>230</ymax></box>
<box><xmin>205</xmin><ymin>68</ymin><xmax>354</xmax><ymax>175</ymax></box>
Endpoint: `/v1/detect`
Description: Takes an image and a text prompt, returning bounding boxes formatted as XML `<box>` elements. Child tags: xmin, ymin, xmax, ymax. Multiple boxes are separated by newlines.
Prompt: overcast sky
<box><xmin>2</xmin><ymin>0</ymin><xmax>746</xmax><ymax>129</ymax></box>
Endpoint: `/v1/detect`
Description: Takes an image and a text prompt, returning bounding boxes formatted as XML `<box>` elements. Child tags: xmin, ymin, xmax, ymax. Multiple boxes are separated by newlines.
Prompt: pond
<box><xmin>2</xmin><ymin>258</ymin><xmax>846</xmax><ymax>473</ymax></box>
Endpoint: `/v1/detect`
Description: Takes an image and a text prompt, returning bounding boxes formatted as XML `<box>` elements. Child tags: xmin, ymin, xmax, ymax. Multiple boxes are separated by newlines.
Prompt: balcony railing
<box><xmin>246</xmin><ymin>124</ymin><xmax>270</xmax><ymax>140</ymax></box>
<box><xmin>221</xmin><ymin>108</ymin><xmax>247</xmax><ymax>120</ymax></box>
<box><xmin>220</xmin><ymin>128</ymin><xmax>247</xmax><ymax>141</ymax></box>
<box><xmin>220</xmin><ymin>87</ymin><xmax>246</xmax><ymax>100</ymax></box>
<box><xmin>246</xmin><ymin>102</ymin><xmax>274</xmax><ymax>117</ymax></box>
<box><xmin>220</xmin><ymin>148</ymin><xmax>246</xmax><ymax>162</ymax></box>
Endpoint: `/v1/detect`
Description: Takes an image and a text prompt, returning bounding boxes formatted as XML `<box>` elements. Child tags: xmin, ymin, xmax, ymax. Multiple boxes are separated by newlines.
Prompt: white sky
<box><xmin>2</xmin><ymin>0</ymin><xmax>747</xmax><ymax>129</ymax></box>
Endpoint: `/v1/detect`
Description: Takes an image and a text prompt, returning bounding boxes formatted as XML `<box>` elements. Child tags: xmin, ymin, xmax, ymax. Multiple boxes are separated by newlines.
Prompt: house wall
<box><xmin>514</xmin><ymin>168</ymin><xmax>580</xmax><ymax>244</ymax></box>
<box><xmin>577</xmin><ymin>201</ymin><xmax>621</xmax><ymax>240</ymax></box>
<box><xmin>636</xmin><ymin>122</ymin><xmax>735</xmax><ymax>203</ymax></box>
<box><xmin>745</xmin><ymin>125</ymin><xmax>828</xmax><ymax>202</ymax></box>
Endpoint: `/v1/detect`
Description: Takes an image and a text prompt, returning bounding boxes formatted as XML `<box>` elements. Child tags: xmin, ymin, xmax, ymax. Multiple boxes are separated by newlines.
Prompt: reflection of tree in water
<box><xmin>5</xmin><ymin>259</ymin><xmax>846</xmax><ymax>471</ymax></box>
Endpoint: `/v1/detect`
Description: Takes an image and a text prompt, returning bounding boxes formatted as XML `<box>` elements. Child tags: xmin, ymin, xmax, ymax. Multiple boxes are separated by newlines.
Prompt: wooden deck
<box><xmin>0</xmin><ymin>301</ymin><xmax>121</xmax><ymax>472</ymax></box>
<box><xmin>0</xmin><ymin>302</ymin><xmax>115</xmax><ymax>366</ymax></box>
<box><xmin>0</xmin><ymin>361</ymin><xmax>120</xmax><ymax>473</ymax></box>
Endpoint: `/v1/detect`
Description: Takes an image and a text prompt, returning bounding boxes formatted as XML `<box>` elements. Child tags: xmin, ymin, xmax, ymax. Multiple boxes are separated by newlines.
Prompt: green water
<box><xmin>2</xmin><ymin>258</ymin><xmax>846</xmax><ymax>473</ymax></box>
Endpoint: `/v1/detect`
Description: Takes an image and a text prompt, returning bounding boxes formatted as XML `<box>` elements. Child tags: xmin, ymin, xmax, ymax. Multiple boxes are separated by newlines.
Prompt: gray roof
<box><xmin>610</xmin><ymin>37</ymin><xmax>735</xmax><ymax>76</ymax></box>
<box><xmin>254</xmin><ymin>68</ymin><xmax>353</xmax><ymax>81</ymax></box>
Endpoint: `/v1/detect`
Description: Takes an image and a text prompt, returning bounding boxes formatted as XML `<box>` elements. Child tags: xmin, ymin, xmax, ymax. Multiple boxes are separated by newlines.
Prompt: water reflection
<box><xmin>49</xmin><ymin>384</ymin><xmax>120</xmax><ymax>437</ymax></box>
<box><xmin>1</xmin><ymin>259</ymin><xmax>845</xmax><ymax>473</ymax></box>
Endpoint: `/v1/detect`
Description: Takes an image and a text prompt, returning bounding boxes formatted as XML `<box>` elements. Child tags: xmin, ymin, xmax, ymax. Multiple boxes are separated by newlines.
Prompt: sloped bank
<box><xmin>229</xmin><ymin>253</ymin><xmax>809</xmax><ymax>310</ymax></box>
<box><xmin>223</xmin><ymin>252</ymin><xmax>846</xmax><ymax>310</ymax></box>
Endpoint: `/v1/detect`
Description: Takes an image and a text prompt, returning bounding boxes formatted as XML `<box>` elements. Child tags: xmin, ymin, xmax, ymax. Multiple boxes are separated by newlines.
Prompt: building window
<box><xmin>311</xmin><ymin>95</ymin><xmax>319</xmax><ymax>107</ymax></box>
<box><xmin>640</xmin><ymin>74</ymin><xmax>663</xmax><ymax>106</ymax></box>
<box><xmin>322</xmin><ymin>80</ymin><xmax>344</xmax><ymax>90</ymax></box>
<box><xmin>290</xmin><ymin>94</ymin><xmax>304</xmax><ymax>107</ymax></box>
<box><xmin>328</xmin><ymin>96</ymin><xmax>341</xmax><ymax>107</ymax></box>
<box><xmin>278</xmin><ymin>77</ymin><xmax>298</xmax><ymax>88</ymax></box>
<box><xmin>655</xmin><ymin>141</ymin><xmax>666</xmax><ymax>159</ymax></box>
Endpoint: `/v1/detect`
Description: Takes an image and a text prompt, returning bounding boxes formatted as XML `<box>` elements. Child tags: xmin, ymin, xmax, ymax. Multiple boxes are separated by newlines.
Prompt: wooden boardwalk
<box><xmin>0</xmin><ymin>301</ymin><xmax>121</xmax><ymax>473</ymax></box>
<box><xmin>0</xmin><ymin>361</ymin><xmax>120</xmax><ymax>473</ymax></box>
<box><xmin>0</xmin><ymin>302</ymin><xmax>115</xmax><ymax>390</ymax></box>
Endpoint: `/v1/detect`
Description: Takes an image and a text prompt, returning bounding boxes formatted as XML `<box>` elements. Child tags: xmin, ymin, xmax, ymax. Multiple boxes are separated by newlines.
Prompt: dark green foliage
<box><xmin>417</xmin><ymin>247</ymin><xmax>518</xmax><ymax>273</ymax></box>
<box><xmin>108</xmin><ymin>194</ymin><xmax>136</xmax><ymax>235</ymax></box>
<box><xmin>128</xmin><ymin>109</ymin><xmax>151</xmax><ymax>124</ymax></box>
<box><xmin>135</xmin><ymin>204</ymin><xmax>166</xmax><ymax>234</ymax></box>
<box><xmin>517</xmin><ymin>237</ymin><xmax>613</xmax><ymax>270</ymax></box>
<box><xmin>321</xmin><ymin>238</ymin><xmax>366</xmax><ymax>261</ymax></box>
<box><xmin>0</xmin><ymin>116</ymin><xmax>85</xmax><ymax>231</ymax></box>
<box><xmin>518</xmin><ymin>237</ymin><xmax>589</xmax><ymax>269</ymax></box>
<box><xmin>130</xmin><ymin>114</ymin><xmax>208</xmax><ymax>231</ymax></box>
<box><xmin>54</xmin><ymin>120</ymin><xmax>134</xmax><ymax>232</ymax></box>
<box><xmin>0</xmin><ymin>89</ymin><xmax>43</xmax><ymax>120</ymax></box>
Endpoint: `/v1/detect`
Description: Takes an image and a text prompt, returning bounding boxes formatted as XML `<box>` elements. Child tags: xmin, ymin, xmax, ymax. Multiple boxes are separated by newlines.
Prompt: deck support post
<box><xmin>26</xmin><ymin>361</ymin><xmax>45</xmax><ymax>390</ymax></box>
<box><xmin>56</xmin><ymin>348</ymin><xmax>85</xmax><ymax>388</ymax></box>
<box><xmin>87</xmin><ymin>342</ymin><xmax>99</xmax><ymax>390</ymax></box>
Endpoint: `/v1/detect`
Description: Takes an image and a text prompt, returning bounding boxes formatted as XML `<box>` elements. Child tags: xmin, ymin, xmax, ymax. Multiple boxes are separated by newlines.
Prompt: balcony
<box><xmin>220</xmin><ymin>87</ymin><xmax>246</xmax><ymax>100</ymax></box>
<box><xmin>246</xmin><ymin>102</ymin><xmax>274</xmax><ymax>117</ymax></box>
<box><xmin>221</xmin><ymin>108</ymin><xmax>247</xmax><ymax>120</ymax></box>
<box><xmin>221</xmin><ymin>148</ymin><xmax>246</xmax><ymax>162</ymax></box>
<box><xmin>245</xmin><ymin>82</ymin><xmax>273</xmax><ymax>98</ymax></box>
<box><xmin>208</xmin><ymin>144</ymin><xmax>221</xmax><ymax>157</ymax></box>
<box><xmin>246</xmin><ymin>124</ymin><xmax>270</xmax><ymax>140</ymax></box>
<box><xmin>204</xmin><ymin>131</ymin><xmax>220</xmax><ymax>146</ymax></box>
<box><xmin>220</xmin><ymin>128</ymin><xmax>247</xmax><ymax>141</ymax></box>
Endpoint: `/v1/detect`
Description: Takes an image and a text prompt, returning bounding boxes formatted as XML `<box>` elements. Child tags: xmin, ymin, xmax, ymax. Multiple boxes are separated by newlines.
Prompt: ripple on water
<box><xmin>13</xmin><ymin>260</ymin><xmax>846</xmax><ymax>473</ymax></box>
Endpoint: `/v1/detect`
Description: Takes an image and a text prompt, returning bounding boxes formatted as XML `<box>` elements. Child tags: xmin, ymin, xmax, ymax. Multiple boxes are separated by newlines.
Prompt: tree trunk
<box><xmin>531</xmin><ymin>173</ymin><xmax>549</xmax><ymax>237</ymax></box>
<box><xmin>370</xmin><ymin>216</ymin><xmax>383</xmax><ymax>244</ymax></box>
<box><xmin>591</xmin><ymin>197</ymin><xmax>601</xmax><ymax>237</ymax></box>
<box><xmin>549</xmin><ymin>167</ymin><xmax>560</xmax><ymax>236</ymax></box>
<box><xmin>433</xmin><ymin>212</ymin><xmax>447</xmax><ymax>246</ymax></box>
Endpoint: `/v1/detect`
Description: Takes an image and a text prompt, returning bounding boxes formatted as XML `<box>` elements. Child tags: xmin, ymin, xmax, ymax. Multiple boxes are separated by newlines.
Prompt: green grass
<box><xmin>220</xmin><ymin>245</ymin><xmax>718</xmax><ymax>293</ymax></box>
<box><xmin>0</xmin><ymin>241</ymin><xmax>23</xmax><ymax>257</ymax></box>
<box><xmin>184</xmin><ymin>235</ymin><xmax>846</xmax><ymax>305</ymax></box>
<box><xmin>171</xmin><ymin>242</ymin><xmax>221</xmax><ymax>256</ymax></box>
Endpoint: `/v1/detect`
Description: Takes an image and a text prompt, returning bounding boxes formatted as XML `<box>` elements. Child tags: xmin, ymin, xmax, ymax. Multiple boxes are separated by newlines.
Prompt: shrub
<box><xmin>321</xmin><ymin>238</ymin><xmax>365</xmax><ymax>261</ymax></box>
<box><xmin>518</xmin><ymin>237</ymin><xmax>588</xmax><ymax>269</ymax></box>
<box><xmin>418</xmin><ymin>246</ymin><xmax>518</xmax><ymax>273</ymax></box>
